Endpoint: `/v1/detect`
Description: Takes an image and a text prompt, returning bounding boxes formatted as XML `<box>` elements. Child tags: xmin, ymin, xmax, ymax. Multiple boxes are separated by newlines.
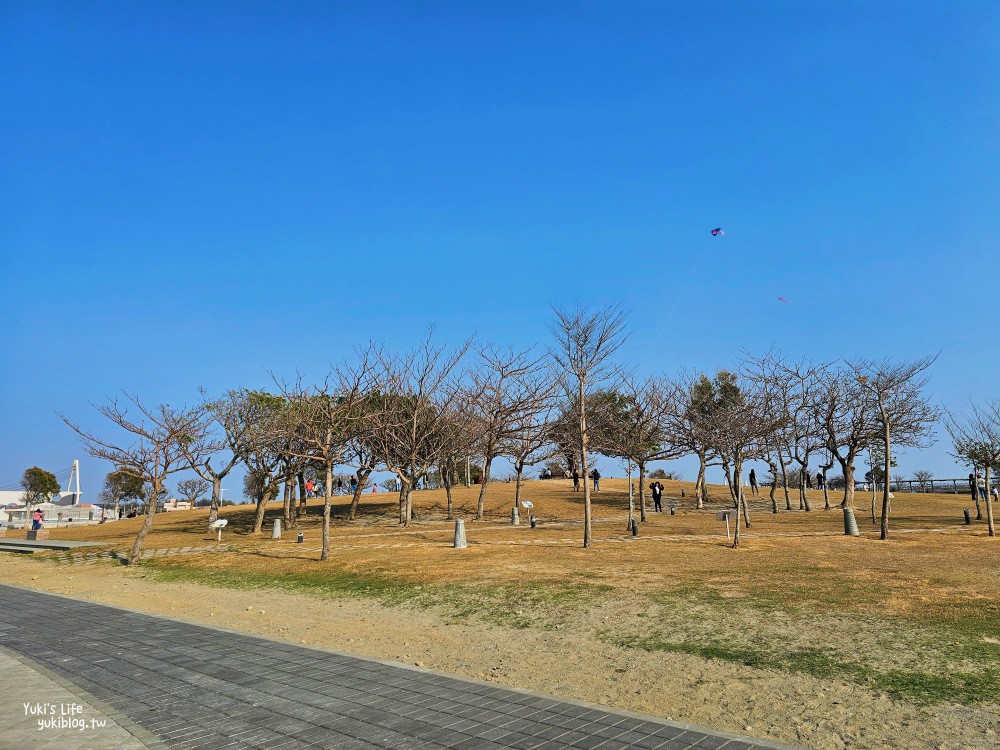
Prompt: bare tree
<box><xmin>183</xmin><ymin>389</ymin><xmax>261</xmax><ymax>531</ymax></box>
<box><xmin>814</xmin><ymin>368</ymin><xmax>876</xmax><ymax>510</ymax></box>
<box><xmin>176</xmin><ymin>478</ymin><xmax>210</xmax><ymax>507</ymax></box>
<box><xmin>550</xmin><ymin>303</ymin><xmax>629</xmax><ymax>548</ymax></box>
<box><xmin>232</xmin><ymin>390</ymin><xmax>288</xmax><ymax>535</ymax></box>
<box><xmin>502</xmin><ymin>407</ymin><xmax>558</xmax><ymax>509</ymax></box>
<box><xmin>280</xmin><ymin>361</ymin><xmax>374</xmax><ymax>560</ymax></box>
<box><xmin>701</xmin><ymin>373</ymin><xmax>774</xmax><ymax>548</ymax></box>
<box><xmin>366</xmin><ymin>335</ymin><xmax>469</xmax><ymax>527</ymax></box>
<box><xmin>945</xmin><ymin>401</ymin><xmax>999</xmax><ymax>537</ymax></box>
<box><xmin>589</xmin><ymin>375</ymin><xmax>680</xmax><ymax>521</ymax></box>
<box><xmin>748</xmin><ymin>353</ymin><xmax>828</xmax><ymax>512</ymax></box>
<box><xmin>852</xmin><ymin>356</ymin><xmax>939</xmax><ymax>540</ymax></box>
<box><xmin>61</xmin><ymin>395</ymin><xmax>216</xmax><ymax>565</ymax></box>
<box><xmin>464</xmin><ymin>345</ymin><xmax>556</xmax><ymax>520</ymax></box>
<box><xmin>913</xmin><ymin>469</ymin><xmax>933</xmax><ymax>492</ymax></box>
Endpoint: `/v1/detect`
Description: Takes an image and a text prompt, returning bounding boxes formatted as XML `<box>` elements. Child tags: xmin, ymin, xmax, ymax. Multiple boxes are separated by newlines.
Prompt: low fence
<box><xmin>852</xmin><ymin>478</ymin><xmax>999</xmax><ymax>495</ymax></box>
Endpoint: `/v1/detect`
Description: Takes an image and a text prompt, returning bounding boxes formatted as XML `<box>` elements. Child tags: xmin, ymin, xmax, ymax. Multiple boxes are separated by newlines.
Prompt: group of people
<box><xmin>570</xmin><ymin>468</ymin><xmax>601</xmax><ymax>491</ymax></box>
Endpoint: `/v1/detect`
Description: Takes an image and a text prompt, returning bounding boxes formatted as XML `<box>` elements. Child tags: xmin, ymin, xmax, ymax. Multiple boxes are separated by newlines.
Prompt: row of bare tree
<box><xmin>60</xmin><ymin>305</ymin><xmax>996</xmax><ymax>562</ymax></box>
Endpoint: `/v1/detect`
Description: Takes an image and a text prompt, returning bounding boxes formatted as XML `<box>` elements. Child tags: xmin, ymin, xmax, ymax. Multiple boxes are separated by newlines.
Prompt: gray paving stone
<box><xmin>0</xmin><ymin>584</ymin><xmax>803</xmax><ymax>750</ymax></box>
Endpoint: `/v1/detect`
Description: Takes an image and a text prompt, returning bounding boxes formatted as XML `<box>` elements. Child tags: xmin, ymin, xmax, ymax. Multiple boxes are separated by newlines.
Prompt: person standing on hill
<box><xmin>572</xmin><ymin>469</ymin><xmax>580</xmax><ymax>491</ymax></box>
<box><xmin>651</xmin><ymin>482</ymin><xmax>663</xmax><ymax>512</ymax></box>
<box><xmin>591</xmin><ymin>468</ymin><xmax>601</xmax><ymax>492</ymax></box>
<box><xmin>748</xmin><ymin>469</ymin><xmax>759</xmax><ymax>496</ymax></box>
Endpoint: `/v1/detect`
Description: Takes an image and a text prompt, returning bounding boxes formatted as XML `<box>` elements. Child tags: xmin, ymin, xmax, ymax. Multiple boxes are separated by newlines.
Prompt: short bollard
<box><xmin>530</xmin><ymin>516</ymin><xmax>537</xmax><ymax>529</ymax></box>
<box><xmin>296</xmin><ymin>532</ymin><xmax>304</xmax><ymax>544</ymax></box>
<box><xmin>630</xmin><ymin>518</ymin><xmax>638</xmax><ymax>536</ymax></box>
<box><xmin>453</xmin><ymin>519</ymin><xmax>467</xmax><ymax>548</ymax></box>
<box><xmin>669</xmin><ymin>505</ymin><xmax>676</xmax><ymax>516</ymax></box>
<box><xmin>511</xmin><ymin>506</ymin><xmax>520</xmax><ymax>526</ymax></box>
<box><xmin>964</xmin><ymin>509</ymin><xmax>972</xmax><ymax>525</ymax></box>
<box><xmin>843</xmin><ymin>507</ymin><xmax>860</xmax><ymax>536</ymax></box>
<box><xmin>271</xmin><ymin>518</ymin><xmax>281</xmax><ymax>539</ymax></box>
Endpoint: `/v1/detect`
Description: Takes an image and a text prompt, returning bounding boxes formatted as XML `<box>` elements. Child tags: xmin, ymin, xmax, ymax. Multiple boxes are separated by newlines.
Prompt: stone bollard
<box><xmin>296</xmin><ymin>532</ymin><xmax>304</xmax><ymax>544</ymax></box>
<box><xmin>530</xmin><ymin>516</ymin><xmax>537</xmax><ymax>529</ymax></box>
<box><xmin>630</xmin><ymin>518</ymin><xmax>638</xmax><ymax>536</ymax></box>
<box><xmin>511</xmin><ymin>506</ymin><xmax>520</xmax><ymax>526</ymax></box>
<box><xmin>843</xmin><ymin>507</ymin><xmax>860</xmax><ymax>536</ymax></box>
<box><xmin>964</xmin><ymin>509</ymin><xmax>972</xmax><ymax>525</ymax></box>
<box><xmin>669</xmin><ymin>505</ymin><xmax>676</xmax><ymax>516</ymax></box>
<box><xmin>272</xmin><ymin>518</ymin><xmax>281</xmax><ymax>539</ymax></box>
<box><xmin>453</xmin><ymin>519</ymin><xmax>467</xmax><ymax>548</ymax></box>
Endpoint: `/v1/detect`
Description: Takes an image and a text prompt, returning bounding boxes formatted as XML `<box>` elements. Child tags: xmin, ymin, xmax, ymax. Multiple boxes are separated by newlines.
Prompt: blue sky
<box><xmin>2</xmin><ymin>1</ymin><xmax>998</xmax><ymax>497</ymax></box>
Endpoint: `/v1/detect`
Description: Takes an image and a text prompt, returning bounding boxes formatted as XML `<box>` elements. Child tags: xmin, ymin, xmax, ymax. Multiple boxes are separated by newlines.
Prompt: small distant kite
<box><xmin>777</xmin><ymin>296</ymin><xmax>792</xmax><ymax>304</ymax></box>
<box><xmin>710</xmin><ymin>228</ymin><xmax>725</xmax><ymax>236</ymax></box>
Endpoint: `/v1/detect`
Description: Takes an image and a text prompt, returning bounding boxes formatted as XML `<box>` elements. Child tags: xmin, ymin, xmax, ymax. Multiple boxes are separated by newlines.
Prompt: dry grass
<box><xmin>45</xmin><ymin>477</ymin><xmax>998</xmax><ymax>620</ymax></box>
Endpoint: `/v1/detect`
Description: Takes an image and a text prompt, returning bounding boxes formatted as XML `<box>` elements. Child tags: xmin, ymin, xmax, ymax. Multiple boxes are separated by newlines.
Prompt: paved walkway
<box><xmin>0</xmin><ymin>585</ymin><xmax>802</xmax><ymax>750</ymax></box>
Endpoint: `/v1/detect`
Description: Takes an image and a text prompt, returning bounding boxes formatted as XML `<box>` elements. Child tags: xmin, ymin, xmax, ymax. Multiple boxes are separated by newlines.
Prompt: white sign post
<box><xmin>211</xmin><ymin>518</ymin><xmax>228</xmax><ymax>542</ymax></box>
<box><xmin>715</xmin><ymin>510</ymin><xmax>736</xmax><ymax>540</ymax></box>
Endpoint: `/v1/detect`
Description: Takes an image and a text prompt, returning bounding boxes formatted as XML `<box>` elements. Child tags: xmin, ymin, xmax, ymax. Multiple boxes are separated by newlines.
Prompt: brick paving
<box><xmin>0</xmin><ymin>584</ymin><xmax>802</xmax><ymax>750</ymax></box>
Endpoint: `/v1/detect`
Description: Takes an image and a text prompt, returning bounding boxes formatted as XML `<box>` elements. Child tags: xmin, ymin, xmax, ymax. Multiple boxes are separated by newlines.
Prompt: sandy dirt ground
<box><xmin>2</xmin><ymin>553</ymin><xmax>997</xmax><ymax>750</ymax></box>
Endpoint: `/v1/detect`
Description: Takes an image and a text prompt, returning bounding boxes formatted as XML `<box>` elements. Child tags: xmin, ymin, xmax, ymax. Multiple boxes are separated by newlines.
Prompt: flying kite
<box><xmin>710</xmin><ymin>228</ymin><xmax>725</xmax><ymax>236</ymax></box>
<box><xmin>777</xmin><ymin>296</ymin><xmax>792</xmax><ymax>304</ymax></box>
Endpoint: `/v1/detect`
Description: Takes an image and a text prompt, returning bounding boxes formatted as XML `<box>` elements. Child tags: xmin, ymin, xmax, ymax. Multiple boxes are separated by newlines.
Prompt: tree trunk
<box><xmin>398</xmin><ymin>482</ymin><xmax>408</xmax><ymax>525</ymax></box>
<box><xmin>282</xmin><ymin>475</ymin><xmax>294</xmax><ymax>529</ymax></box>
<box><xmin>207</xmin><ymin>476</ymin><xmax>221</xmax><ymax>530</ymax></box>
<box><xmin>297</xmin><ymin>473</ymin><xmax>307</xmax><ymax>516</ymax></box>
<box><xmin>764</xmin><ymin>460</ymin><xmax>778</xmax><ymax>513</ymax></box>
<box><xmin>839</xmin><ymin>457</ymin><xmax>855</xmax><ymax>509</ymax></box>
<box><xmin>638</xmin><ymin>461</ymin><xmax>647</xmax><ymax>522</ymax></box>
<box><xmin>880</xmin><ymin>425</ymin><xmax>892</xmax><ymax>540</ymax></box>
<box><xmin>319</xmin><ymin>464</ymin><xmax>333</xmax><ymax>560</ymax></box>
<box><xmin>985</xmin><ymin>465</ymin><xmax>996</xmax><ymax>537</ymax></box>
<box><xmin>476</xmin><ymin>455</ymin><xmax>493</xmax><ymax>520</ymax></box>
<box><xmin>822</xmin><ymin>467</ymin><xmax>830</xmax><ymax>510</ymax></box>
<box><xmin>579</xmin><ymin>379</ymin><xmax>592</xmax><ymax>548</ymax></box>
<box><xmin>127</xmin><ymin>476</ymin><xmax>161</xmax><ymax>565</ymax></box>
<box><xmin>252</xmin><ymin>486</ymin><xmax>276</xmax><ymax>535</ymax></box>
<box><xmin>514</xmin><ymin>460</ymin><xmax>524</xmax><ymax>508</ymax></box>
<box><xmin>695</xmin><ymin>452</ymin><xmax>706</xmax><ymax>509</ymax></box>
<box><xmin>731</xmin><ymin>463</ymin><xmax>745</xmax><ymax>548</ymax></box>
<box><xmin>972</xmin><ymin>466</ymin><xmax>983</xmax><ymax>520</ymax></box>
<box><xmin>404</xmin><ymin>483</ymin><xmax>414</xmax><ymax>526</ymax></box>
<box><xmin>778</xmin><ymin>453</ymin><xmax>791</xmax><ymax>511</ymax></box>
<box><xmin>441</xmin><ymin>464</ymin><xmax>454</xmax><ymax>520</ymax></box>
<box><xmin>347</xmin><ymin>470</ymin><xmax>370</xmax><ymax>521</ymax></box>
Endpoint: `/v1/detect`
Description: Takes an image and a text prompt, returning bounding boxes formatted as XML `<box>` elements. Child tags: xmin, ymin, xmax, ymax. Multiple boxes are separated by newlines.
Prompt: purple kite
<box><xmin>711</xmin><ymin>228</ymin><xmax>725</xmax><ymax>236</ymax></box>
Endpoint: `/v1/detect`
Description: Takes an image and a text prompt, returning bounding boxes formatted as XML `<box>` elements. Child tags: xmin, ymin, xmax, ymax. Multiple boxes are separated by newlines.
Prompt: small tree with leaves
<box><xmin>20</xmin><ymin>467</ymin><xmax>60</xmax><ymax>510</ymax></box>
<box><xmin>98</xmin><ymin>469</ymin><xmax>145</xmax><ymax>518</ymax></box>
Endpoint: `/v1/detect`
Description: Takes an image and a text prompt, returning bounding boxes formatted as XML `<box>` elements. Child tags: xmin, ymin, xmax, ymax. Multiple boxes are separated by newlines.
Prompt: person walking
<box><xmin>572</xmin><ymin>469</ymin><xmax>580</xmax><ymax>492</ymax></box>
<box><xmin>304</xmin><ymin>480</ymin><xmax>314</xmax><ymax>499</ymax></box>
<box><xmin>651</xmin><ymin>482</ymin><xmax>663</xmax><ymax>512</ymax></box>
<box><xmin>748</xmin><ymin>469</ymin><xmax>759</xmax><ymax>496</ymax></box>
<box><xmin>976</xmin><ymin>472</ymin><xmax>987</xmax><ymax>501</ymax></box>
<box><xmin>31</xmin><ymin>508</ymin><xmax>43</xmax><ymax>530</ymax></box>
<box><xmin>591</xmin><ymin>468</ymin><xmax>601</xmax><ymax>492</ymax></box>
<box><xmin>816</xmin><ymin>471</ymin><xmax>824</xmax><ymax>490</ymax></box>
<box><xmin>350</xmin><ymin>475</ymin><xmax>358</xmax><ymax>495</ymax></box>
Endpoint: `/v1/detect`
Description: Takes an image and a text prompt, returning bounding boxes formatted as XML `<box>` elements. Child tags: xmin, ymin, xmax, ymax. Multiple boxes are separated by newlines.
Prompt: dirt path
<box><xmin>3</xmin><ymin>554</ymin><xmax>997</xmax><ymax>750</ymax></box>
